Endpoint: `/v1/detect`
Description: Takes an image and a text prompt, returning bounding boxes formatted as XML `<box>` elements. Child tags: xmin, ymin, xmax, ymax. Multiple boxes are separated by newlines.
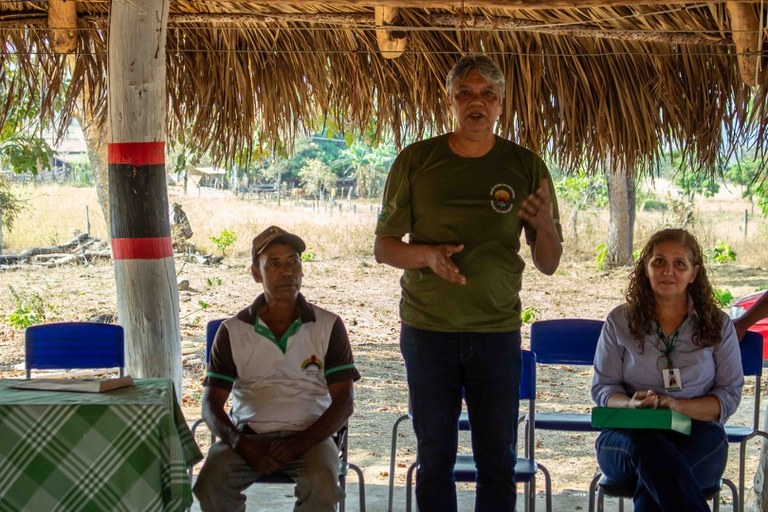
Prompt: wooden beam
<box><xmin>47</xmin><ymin>0</ymin><xmax>77</xmax><ymax>54</ymax></box>
<box><xmin>183</xmin><ymin>0</ymin><xmax>717</xmax><ymax>8</ymax></box>
<box><xmin>376</xmin><ymin>6</ymin><xmax>408</xmax><ymax>58</ymax></box>
<box><xmin>726</xmin><ymin>1</ymin><xmax>762</xmax><ymax>86</ymax></box>
<box><xmin>167</xmin><ymin>12</ymin><xmax>726</xmax><ymax>47</ymax></box>
<box><xmin>0</xmin><ymin>8</ymin><xmax>733</xmax><ymax>48</ymax></box>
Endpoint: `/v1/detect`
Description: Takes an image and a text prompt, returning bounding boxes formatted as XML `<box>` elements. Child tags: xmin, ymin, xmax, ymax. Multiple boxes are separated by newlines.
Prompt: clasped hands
<box><xmin>235</xmin><ymin>435</ymin><xmax>305</xmax><ymax>475</ymax></box>
<box><xmin>629</xmin><ymin>389</ymin><xmax>675</xmax><ymax>410</ymax></box>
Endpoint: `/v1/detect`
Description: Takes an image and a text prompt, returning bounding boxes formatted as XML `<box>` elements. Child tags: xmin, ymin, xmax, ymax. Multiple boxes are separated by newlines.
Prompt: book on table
<box><xmin>591</xmin><ymin>406</ymin><xmax>692</xmax><ymax>435</ymax></box>
<box><xmin>10</xmin><ymin>375</ymin><xmax>134</xmax><ymax>393</ymax></box>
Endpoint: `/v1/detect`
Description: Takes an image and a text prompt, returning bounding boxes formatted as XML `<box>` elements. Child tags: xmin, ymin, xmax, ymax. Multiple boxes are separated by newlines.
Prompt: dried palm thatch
<box><xmin>1</xmin><ymin>0</ymin><xmax>768</xmax><ymax>176</ymax></box>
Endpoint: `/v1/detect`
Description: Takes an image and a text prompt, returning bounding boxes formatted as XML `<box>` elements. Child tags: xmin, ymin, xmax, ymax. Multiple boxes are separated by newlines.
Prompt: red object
<box><xmin>111</xmin><ymin>237</ymin><xmax>173</xmax><ymax>260</ymax></box>
<box><xmin>108</xmin><ymin>141</ymin><xmax>165</xmax><ymax>166</ymax></box>
<box><xmin>731</xmin><ymin>290</ymin><xmax>768</xmax><ymax>360</ymax></box>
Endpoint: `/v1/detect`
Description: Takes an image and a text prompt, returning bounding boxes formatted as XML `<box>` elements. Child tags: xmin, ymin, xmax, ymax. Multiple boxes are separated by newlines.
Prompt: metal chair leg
<box><xmin>387</xmin><ymin>414</ymin><xmax>411</xmax><ymax>512</ymax></box>
<box><xmin>596</xmin><ymin>486</ymin><xmax>605</xmax><ymax>512</ymax></box>
<box><xmin>588</xmin><ymin>469</ymin><xmax>602</xmax><ymax>512</ymax></box>
<box><xmin>347</xmin><ymin>463</ymin><xmax>366</xmax><ymax>512</ymax></box>
<box><xmin>405</xmin><ymin>461</ymin><xmax>418</xmax><ymax>512</ymax></box>
<box><xmin>722</xmin><ymin>478</ymin><xmax>739</xmax><ymax>512</ymax></box>
<box><xmin>537</xmin><ymin>463</ymin><xmax>552</xmax><ymax>512</ymax></box>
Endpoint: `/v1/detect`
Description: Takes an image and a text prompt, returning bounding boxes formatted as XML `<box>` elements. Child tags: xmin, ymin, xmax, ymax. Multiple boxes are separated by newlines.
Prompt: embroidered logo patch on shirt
<box><xmin>490</xmin><ymin>183</ymin><xmax>515</xmax><ymax>213</ymax></box>
<box><xmin>301</xmin><ymin>354</ymin><xmax>324</xmax><ymax>375</ymax></box>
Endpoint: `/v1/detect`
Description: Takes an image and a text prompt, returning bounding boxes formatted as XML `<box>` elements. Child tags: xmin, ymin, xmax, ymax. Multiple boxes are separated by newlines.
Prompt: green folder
<box><xmin>591</xmin><ymin>407</ymin><xmax>692</xmax><ymax>435</ymax></box>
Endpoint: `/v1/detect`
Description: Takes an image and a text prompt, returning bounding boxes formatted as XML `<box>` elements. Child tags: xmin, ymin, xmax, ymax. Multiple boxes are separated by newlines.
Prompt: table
<box><xmin>0</xmin><ymin>378</ymin><xmax>203</xmax><ymax>512</ymax></box>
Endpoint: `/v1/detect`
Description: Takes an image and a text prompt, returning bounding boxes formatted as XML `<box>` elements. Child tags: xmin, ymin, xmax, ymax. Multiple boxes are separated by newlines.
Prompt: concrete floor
<box><xmin>188</xmin><ymin>481</ymin><xmax>740</xmax><ymax>512</ymax></box>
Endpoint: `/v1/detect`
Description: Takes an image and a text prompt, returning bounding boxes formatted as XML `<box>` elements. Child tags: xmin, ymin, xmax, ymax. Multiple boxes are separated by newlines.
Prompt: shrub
<box><xmin>706</xmin><ymin>242</ymin><xmax>737</xmax><ymax>264</ymax></box>
<box><xmin>595</xmin><ymin>243</ymin><xmax>607</xmax><ymax>271</ymax></box>
<box><xmin>5</xmin><ymin>285</ymin><xmax>52</xmax><ymax>329</ymax></box>
<box><xmin>521</xmin><ymin>306</ymin><xmax>540</xmax><ymax>324</ymax></box>
<box><xmin>713</xmin><ymin>288</ymin><xmax>734</xmax><ymax>308</ymax></box>
<box><xmin>210</xmin><ymin>229</ymin><xmax>238</xmax><ymax>256</ymax></box>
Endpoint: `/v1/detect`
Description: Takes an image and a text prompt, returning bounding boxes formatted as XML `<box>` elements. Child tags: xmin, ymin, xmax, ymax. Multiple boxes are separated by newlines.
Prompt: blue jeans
<box><xmin>596</xmin><ymin>420</ymin><xmax>728</xmax><ymax>512</ymax></box>
<box><xmin>400</xmin><ymin>324</ymin><xmax>522</xmax><ymax>512</ymax></box>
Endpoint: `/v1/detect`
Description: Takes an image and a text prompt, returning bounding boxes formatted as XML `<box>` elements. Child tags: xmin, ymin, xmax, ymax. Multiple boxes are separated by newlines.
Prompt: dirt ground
<box><xmin>1</xmin><ymin>246</ymin><xmax>766</xmax><ymax>509</ymax></box>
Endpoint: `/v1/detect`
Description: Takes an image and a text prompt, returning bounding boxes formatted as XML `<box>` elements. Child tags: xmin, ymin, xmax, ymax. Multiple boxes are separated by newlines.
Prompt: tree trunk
<box><xmin>67</xmin><ymin>57</ymin><xmax>111</xmax><ymax>237</ymax></box>
<box><xmin>82</xmin><ymin>122</ymin><xmax>110</xmax><ymax>234</ymax></box>
<box><xmin>108</xmin><ymin>0</ymin><xmax>181</xmax><ymax>395</ymax></box>
<box><xmin>605</xmin><ymin>158</ymin><xmax>636</xmax><ymax>269</ymax></box>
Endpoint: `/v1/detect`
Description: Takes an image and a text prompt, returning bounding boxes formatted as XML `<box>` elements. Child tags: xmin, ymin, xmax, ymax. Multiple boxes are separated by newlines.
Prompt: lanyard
<box><xmin>656</xmin><ymin>317</ymin><xmax>686</xmax><ymax>368</ymax></box>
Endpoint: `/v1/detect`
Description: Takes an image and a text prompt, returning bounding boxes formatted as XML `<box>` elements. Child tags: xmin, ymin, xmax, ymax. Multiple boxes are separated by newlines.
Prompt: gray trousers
<box><xmin>193</xmin><ymin>431</ymin><xmax>344</xmax><ymax>512</ymax></box>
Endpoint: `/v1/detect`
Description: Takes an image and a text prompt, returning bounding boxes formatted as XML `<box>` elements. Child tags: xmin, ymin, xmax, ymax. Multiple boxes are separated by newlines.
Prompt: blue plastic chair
<box><xmin>190</xmin><ymin>318</ymin><xmax>366</xmax><ymax>512</ymax></box>
<box><xmin>726</xmin><ymin>330</ymin><xmax>764</xmax><ymax>512</ymax></box>
<box><xmin>25</xmin><ymin>322</ymin><xmax>125</xmax><ymax>378</ymax></box>
<box><xmin>529</xmin><ymin>318</ymin><xmax>604</xmax><ymax>431</ymax></box>
<box><xmin>528</xmin><ymin>319</ymin><xmax>604</xmax><ymax>509</ymax></box>
<box><xmin>403</xmin><ymin>350</ymin><xmax>551</xmax><ymax>512</ymax></box>
<box><xmin>588</xmin><ymin>331</ymin><xmax>762</xmax><ymax>512</ymax></box>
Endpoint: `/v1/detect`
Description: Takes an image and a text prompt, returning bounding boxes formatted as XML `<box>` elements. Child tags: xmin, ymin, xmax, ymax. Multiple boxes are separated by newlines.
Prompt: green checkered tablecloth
<box><xmin>0</xmin><ymin>378</ymin><xmax>203</xmax><ymax>512</ymax></box>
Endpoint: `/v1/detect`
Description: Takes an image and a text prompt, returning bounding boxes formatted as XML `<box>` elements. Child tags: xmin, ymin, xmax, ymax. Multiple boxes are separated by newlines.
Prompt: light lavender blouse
<box><xmin>591</xmin><ymin>301</ymin><xmax>744</xmax><ymax>424</ymax></box>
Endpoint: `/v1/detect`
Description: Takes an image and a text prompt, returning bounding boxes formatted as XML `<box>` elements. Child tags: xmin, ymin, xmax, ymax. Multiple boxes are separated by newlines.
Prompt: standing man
<box><xmin>194</xmin><ymin>226</ymin><xmax>361</xmax><ymax>512</ymax></box>
<box><xmin>374</xmin><ymin>54</ymin><xmax>563</xmax><ymax>512</ymax></box>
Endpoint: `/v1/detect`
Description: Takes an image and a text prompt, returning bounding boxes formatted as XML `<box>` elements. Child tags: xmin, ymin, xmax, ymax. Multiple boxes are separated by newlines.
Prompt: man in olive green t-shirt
<box><xmin>374</xmin><ymin>55</ymin><xmax>562</xmax><ymax>512</ymax></box>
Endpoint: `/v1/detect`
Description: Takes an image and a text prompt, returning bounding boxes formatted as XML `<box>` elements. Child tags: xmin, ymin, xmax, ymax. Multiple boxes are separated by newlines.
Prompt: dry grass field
<box><xmin>1</xmin><ymin>181</ymin><xmax>767</xmax><ymax>510</ymax></box>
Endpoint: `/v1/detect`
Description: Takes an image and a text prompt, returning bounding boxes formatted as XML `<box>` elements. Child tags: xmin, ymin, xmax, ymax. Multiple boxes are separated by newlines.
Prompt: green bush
<box><xmin>706</xmin><ymin>242</ymin><xmax>736</xmax><ymax>264</ymax></box>
<box><xmin>713</xmin><ymin>288</ymin><xmax>734</xmax><ymax>308</ymax></box>
<box><xmin>521</xmin><ymin>306</ymin><xmax>540</xmax><ymax>324</ymax></box>
<box><xmin>5</xmin><ymin>285</ymin><xmax>51</xmax><ymax>329</ymax></box>
<box><xmin>595</xmin><ymin>244</ymin><xmax>607</xmax><ymax>271</ymax></box>
<box><xmin>210</xmin><ymin>229</ymin><xmax>238</xmax><ymax>256</ymax></box>
<box><xmin>301</xmin><ymin>246</ymin><xmax>317</xmax><ymax>262</ymax></box>
<box><xmin>641</xmin><ymin>197</ymin><xmax>669</xmax><ymax>211</ymax></box>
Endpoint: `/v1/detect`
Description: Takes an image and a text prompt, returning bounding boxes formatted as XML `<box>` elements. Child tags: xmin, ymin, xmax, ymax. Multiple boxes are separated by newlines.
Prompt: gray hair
<box><xmin>445</xmin><ymin>54</ymin><xmax>505</xmax><ymax>98</ymax></box>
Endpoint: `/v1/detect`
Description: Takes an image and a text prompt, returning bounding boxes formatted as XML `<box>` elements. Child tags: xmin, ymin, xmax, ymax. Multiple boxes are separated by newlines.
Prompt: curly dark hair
<box><xmin>625</xmin><ymin>228</ymin><xmax>723</xmax><ymax>348</ymax></box>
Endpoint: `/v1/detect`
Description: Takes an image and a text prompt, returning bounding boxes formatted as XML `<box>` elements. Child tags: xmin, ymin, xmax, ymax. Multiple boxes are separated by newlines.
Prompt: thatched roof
<box><xmin>1</xmin><ymin>1</ymin><xmax>768</xmax><ymax>175</ymax></box>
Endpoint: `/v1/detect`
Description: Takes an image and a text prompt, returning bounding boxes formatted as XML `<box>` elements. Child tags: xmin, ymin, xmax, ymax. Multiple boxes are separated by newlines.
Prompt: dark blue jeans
<box><xmin>400</xmin><ymin>324</ymin><xmax>522</xmax><ymax>512</ymax></box>
<box><xmin>596</xmin><ymin>420</ymin><xmax>728</xmax><ymax>512</ymax></box>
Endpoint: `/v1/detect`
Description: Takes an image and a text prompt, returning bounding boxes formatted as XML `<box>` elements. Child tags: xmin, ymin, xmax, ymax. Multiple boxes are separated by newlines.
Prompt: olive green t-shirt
<box><xmin>376</xmin><ymin>134</ymin><xmax>562</xmax><ymax>332</ymax></box>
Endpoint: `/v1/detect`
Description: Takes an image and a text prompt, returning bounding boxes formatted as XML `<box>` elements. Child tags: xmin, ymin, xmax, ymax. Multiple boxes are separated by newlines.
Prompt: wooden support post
<box><xmin>375</xmin><ymin>7</ymin><xmax>408</xmax><ymax>59</ymax></box>
<box><xmin>48</xmin><ymin>0</ymin><xmax>78</xmax><ymax>54</ymax></box>
<box><xmin>108</xmin><ymin>0</ymin><xmax>182</xmax><ymax>394</ymax></box>
<box><xmin>726</xmin><ymin>1</ymin><xmax>763</xmax><ymax>87</ymax></box>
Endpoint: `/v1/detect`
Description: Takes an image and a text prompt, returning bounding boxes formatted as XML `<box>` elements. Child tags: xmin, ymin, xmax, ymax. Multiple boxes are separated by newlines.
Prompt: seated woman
<box><xmin>592</xmin><ymin>228</ymin><xmax>744</xmax><ymax>512</ymax></box>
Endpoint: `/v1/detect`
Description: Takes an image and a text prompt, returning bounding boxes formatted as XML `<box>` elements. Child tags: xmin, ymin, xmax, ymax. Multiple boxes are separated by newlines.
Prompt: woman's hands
<box><xmin>629</xmin><ymin>390</ymin><xmax>661</xmax><ymax>409</ymax></box>
<box><xmin>628</xmin><ymin>390</ymin><xmax>678</xmax><ymax>410</ymax></box>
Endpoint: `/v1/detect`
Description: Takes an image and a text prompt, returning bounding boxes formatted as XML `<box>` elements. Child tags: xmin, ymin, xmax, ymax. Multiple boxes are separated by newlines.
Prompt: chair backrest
<box><xmin>520</xmin><ymin>349</ymin><xmax>536</xmax><ymax>401</ymax></box>
<box><xmin>740</xmin><ymin>330</ymin><xmax>763</xmax><ymax>431</ymax></box>
<box><xmin>25</xmin><ymin>322</ymin><xmax>125</xmax><ymax>378</ymax></box>
<box><xmin>530</xmin><ymin>318</ymin><xmax>605</xmax><ymax>365</ymax></box>
<box><xmin>205</xmin><ymin>318</ymin><xmax>227</xmax><ymax>363</ymax></box>
<box><xmin>520</xmin><ymin>350</ymin><xmax>537</xmax><ymax>458</ymax></box>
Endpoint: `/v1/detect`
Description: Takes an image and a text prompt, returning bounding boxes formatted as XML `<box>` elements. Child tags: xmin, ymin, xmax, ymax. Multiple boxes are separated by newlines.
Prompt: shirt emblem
<box><xmin>301</xmin><ymin>354</ymin><xmax>324</xmax><ymax>375</ymax></box>
<box><xmin>490</xmin><ymin>184</ymin><xmax>515</xmax><ymax>213</ymax></box>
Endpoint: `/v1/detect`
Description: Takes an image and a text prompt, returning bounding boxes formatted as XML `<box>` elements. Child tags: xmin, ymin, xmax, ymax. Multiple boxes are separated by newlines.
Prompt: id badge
<box><xmin>662</xmin><ymin>368</ymin><xmax>682</xmax><ymax>390</ymax></box>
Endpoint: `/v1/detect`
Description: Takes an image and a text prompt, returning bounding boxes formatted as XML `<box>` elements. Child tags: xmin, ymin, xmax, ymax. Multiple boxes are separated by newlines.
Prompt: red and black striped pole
<box><xmin>108</xmin><ymin>142</ymin><xmax>172</xmax><ymax>260</ymax></box>
<box><xmin>108</xmin><ymin>0</ymin><xmax>181</xmax><ymax>393</ymax></box>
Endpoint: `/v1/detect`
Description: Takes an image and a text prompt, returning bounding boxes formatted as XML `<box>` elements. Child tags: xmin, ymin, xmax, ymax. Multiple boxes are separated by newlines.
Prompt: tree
<box><xmin>0</xmin><ymin>119</ymin><xmax>54</xmax><ymax>256</ymax></box>
<box><xmin>335</xmin><ymin>141</ymin><xmax>395</xmax><ymax>198</ymax></box>
<box><xmin>605</xmin><ymin>157</ymin><xmax>636</xmax><ymax>269</ymax></box>
<box><xmin>298</xmin><ymin>158</ymin><xmax>336</xmax><ymax>206</ymax></box>
<box><xmin>553</xmin><ymin>169</ymin><xmax>608</xmax><ymax>239</ymax></box>
<box><xmin>674</xmin><ymin>171</ymin><xmax>720</xmax><ymax>201</ymax></box>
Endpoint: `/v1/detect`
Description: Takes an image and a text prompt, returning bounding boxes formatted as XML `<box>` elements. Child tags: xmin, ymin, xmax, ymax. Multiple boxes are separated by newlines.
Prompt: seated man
<box><xmin>193</xmin><ymin>226</ymin><xmax>361</xmax><ymax>512</ymax></box>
